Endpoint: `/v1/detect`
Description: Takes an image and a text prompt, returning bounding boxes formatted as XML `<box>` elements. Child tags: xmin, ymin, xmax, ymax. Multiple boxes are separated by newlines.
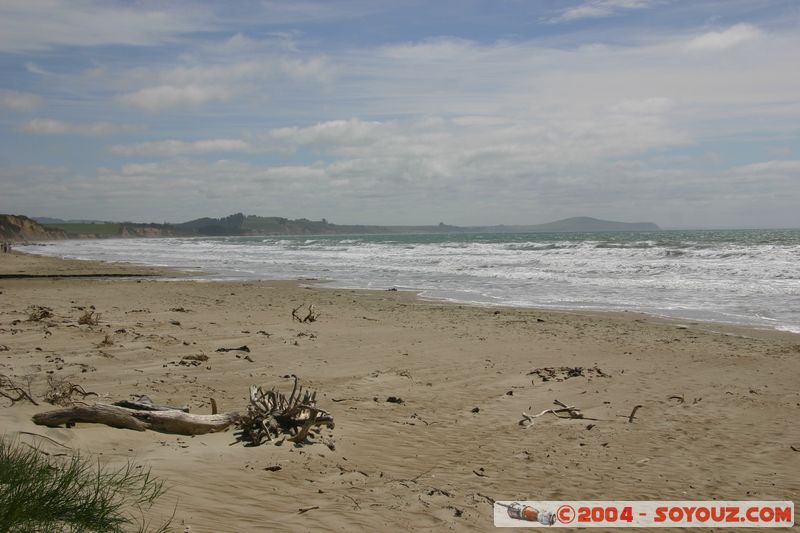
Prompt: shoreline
<box><xmin>18</xmin><ymin>245</ymin><xmax>800</xmax><ymax>339</ymax></box>
<box><xmin>1</xmin><ymin>251</ymin><xmax>798</xmax><ymax>531</ymax></box>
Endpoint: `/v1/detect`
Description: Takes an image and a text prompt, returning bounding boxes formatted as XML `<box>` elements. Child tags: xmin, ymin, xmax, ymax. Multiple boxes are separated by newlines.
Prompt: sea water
<box><xmin>21</xmin><ymin>229</ymin><xmax>800</xmax><ymax>333</ymax></box>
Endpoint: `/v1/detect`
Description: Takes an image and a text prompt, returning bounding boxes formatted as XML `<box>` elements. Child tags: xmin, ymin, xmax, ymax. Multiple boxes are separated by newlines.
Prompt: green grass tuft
<box><xmin>0</xmin><ymin>438</ymin><xmax>172</xmax><ymax>533</ymax></box>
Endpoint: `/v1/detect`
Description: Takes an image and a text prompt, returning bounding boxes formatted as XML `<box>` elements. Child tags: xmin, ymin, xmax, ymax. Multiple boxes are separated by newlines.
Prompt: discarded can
<box><xmin>499</xmin><ymin>502</ymin><xmax>556</xmax><ymax>525</ymax></box>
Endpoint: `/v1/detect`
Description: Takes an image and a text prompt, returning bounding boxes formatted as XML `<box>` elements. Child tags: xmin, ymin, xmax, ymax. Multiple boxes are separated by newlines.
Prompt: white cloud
<box><xmin>110</xmin><ymin>139</ymin><xmax>255</xmax><ymax>157</ymax></box>
<box><xmin>0</xmin><ymin>0</ymin><xmax>212</xmax><ymax>52</ymax></box>
<box><xmin>114</xmin><ymin>56</ymin><xmax>334</xmax><ymax>111</ymax></box>
<box><xmin>264</xmin><ymin>108</ymin><xmax>687</xmax><ymax>191</ymax></box>
<box><xmin>280</xmin><ymin>57</ymin><xmax>335</xmax><ymax>83</ymax></box>
<box><xmin>686</xmin><ymin>24</ymin><xmax>762</xmax><ymax>52</ymax></box>
<box><xmin>22</xmin><ymin>118</ymin><xmax>139</xmax><ymax>136</ymax></box>
<box><xmin>24</xmin><ymin>62</ymin><xmax>49</xmax><ymax>75</ymax></box>
<box><xmin>0</xmin><ymin>90</ymin><xmax>43</xmax><ymax>112</ymax></box>
<box><xmin>159</xmin><ymin>63</ymin><xmax>261</xmax><ymax>86</ymax></box>
<box><xmin>549</xmin><ymin>0</ymin><xmax>656</xmax><ymax>23</ymax></box>
<box><xmin>610</xmin><ymin>97</ymin><xmax>674</xmax><ymax>114</ymax></box>
<box><xmin>116</xmin><ymin>85</ymin><xmax>232</xmax><ymax>112</ymax></box>
<box><xmin>731</xmin><ymin>159</ymin><xmax>800</xmax><ymax>176</ymax></box>
<box><xmin>3</xmin><ymin>8</ymin><xmax>799</xmax><ymax>227</ymax></box>
<box><xmin>383</xmin><ymin>38</ymin><xmax>476</xmax><ymax>61</ymax></box>
<box><xmin>271</xmin><ymin>118</ymin><xmax>382</xmax><ymax>146</ymax></box>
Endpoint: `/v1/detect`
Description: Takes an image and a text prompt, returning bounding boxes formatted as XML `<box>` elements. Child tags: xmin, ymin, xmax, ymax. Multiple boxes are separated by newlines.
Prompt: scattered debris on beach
<box><xmin>216</xmin><ymin>345</ymin><xmax>250</xmax><ymax>353</ymax></box>
<box><xmin>172</xmin><ymin>354</ymin><xmax>209</xmax><ymax>367</ymax></box>
<box><xmin>528</xmin><ymin>365</ymin><xmax>610</xmax><ymax>382</ymax></box>
<box><xmin>27</xmin><ymin>305</ymin><xmax>53</xmax><ymax>322</ymax></box>
<box><xmin>77</xmin><ymin>310</ymin><xmax>100</xmax><ymax>325</ymax></box>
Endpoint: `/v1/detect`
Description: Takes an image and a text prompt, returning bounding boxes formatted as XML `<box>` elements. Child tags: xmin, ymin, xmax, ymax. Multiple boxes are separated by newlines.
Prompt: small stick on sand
<box><xmin>16</xmin><ymin>431</ymin><xmax>72</xmax><ymax>449</ymax></box>
<box><xmin>0</xmin><ymin>374</ymin><xmax>38</xmax><ymax>406</ymax></box>
<box><xmin>292</xmin><ymin>303</ymin><xmax>320</xmax><ymax>323</ymax></box>
<box><xmin>627</xmin><ymin>405</ymin><xmax>643</xmax><ymax>423</ymax></box>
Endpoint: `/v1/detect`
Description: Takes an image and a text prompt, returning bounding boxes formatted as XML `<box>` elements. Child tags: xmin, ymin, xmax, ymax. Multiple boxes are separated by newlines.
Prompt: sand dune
<box><xmin>1</xmin><ymin>252</ymin><xmax>798</xmax><ymax>531</ymax></box>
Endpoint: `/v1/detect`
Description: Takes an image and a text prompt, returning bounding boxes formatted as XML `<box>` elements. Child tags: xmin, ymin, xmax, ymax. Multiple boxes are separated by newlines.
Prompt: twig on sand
<box><xmin>298</xmin><ymin>506</ymin><xmax>319</xmax><ymax>514</ymax></box>
<box><xmin>21</xmin><ymin>442</ymin><xmax>70</xmax><ymax>457</ymax></box>
<box><xmin>16</xmin><ymin>431</ymin><xmax>72</xmax><ymax>449</ymax></box>
<box><xmin>518</xmin><ymin>399</ymin><xmax>597</xmax><ymax>427</ymax></box>
<box><xmin>626</xmin><ymin>405</ymin><xmax>643</xmax><ymax>423</ymax></box>
<box><xmin>291</xmin><ymin>304</ymin><xmax>320</xmax><ymax>323</ymax></box>
<box><xmin>519</xmin><ymin>399</ymin><xmax>643</xmax><ymax>427</ymax></box>
<box><xmin>0</xmin><ymin>374</ymin><xmax>38</xmax><ymax>406</ymax></box>
<box><xmin>344</xmin><ymin>495</ymin><xmax>361</xmax><ymax>510</ymax></box>
<box><xmin>475</xmin><ymin>493</ymin><xmax>495</xmax><ymax>505</ymax></box>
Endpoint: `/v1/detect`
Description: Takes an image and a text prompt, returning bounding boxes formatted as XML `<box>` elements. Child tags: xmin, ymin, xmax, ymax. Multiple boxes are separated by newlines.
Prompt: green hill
<box><xmin>504</xmin><ymin>217</ymin><xmax>660</xmax><ymax>233</ymax></box>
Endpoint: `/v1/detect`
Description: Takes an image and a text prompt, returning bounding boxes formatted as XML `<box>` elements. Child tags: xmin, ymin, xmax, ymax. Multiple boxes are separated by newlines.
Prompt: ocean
<box><xmin>21</xmin><ymin>229</ymin><xmax>800</xmax><ymax>333</ymax></box>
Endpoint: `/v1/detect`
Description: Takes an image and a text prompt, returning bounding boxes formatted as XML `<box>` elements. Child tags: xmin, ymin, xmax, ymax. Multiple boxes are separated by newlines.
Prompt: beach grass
<box><xmin>0</xmin><ymin>437</ymin><xmax>172</xmax><ymax>533</ymax></box>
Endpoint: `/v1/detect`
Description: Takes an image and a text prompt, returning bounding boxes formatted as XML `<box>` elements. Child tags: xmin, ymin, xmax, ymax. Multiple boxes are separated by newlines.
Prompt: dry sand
<box><xmin>1</xmin><ymin>251</ymin><xmax>798</xmax><ymax>532</ymax></box>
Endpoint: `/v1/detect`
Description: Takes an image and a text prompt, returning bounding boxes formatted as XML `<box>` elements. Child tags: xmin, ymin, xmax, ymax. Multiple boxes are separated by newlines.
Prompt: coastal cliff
<box><xmin>0</xmin><ymin>214</ymin><xmax>66</xmax><ymax>241</ymax></box>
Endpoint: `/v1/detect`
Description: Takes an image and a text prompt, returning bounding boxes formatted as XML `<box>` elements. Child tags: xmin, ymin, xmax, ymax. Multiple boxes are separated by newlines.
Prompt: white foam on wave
<box><xmin>21</xmin><ymin>233</ymin><xmax>800</xmax><ymax>333</ymax></box>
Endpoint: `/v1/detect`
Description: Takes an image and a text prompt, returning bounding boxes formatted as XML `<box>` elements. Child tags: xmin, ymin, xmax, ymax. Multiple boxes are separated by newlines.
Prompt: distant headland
<box><xmin>1</xmin><ymin>213</ymin><xmax>660</xmax><ymax>241</ymax></box>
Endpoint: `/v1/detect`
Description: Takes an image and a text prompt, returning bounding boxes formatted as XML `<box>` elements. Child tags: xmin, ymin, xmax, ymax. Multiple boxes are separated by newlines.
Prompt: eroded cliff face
<box><xmin>119</xmin><ymin>225</ymin><xmax>177</xmax><ymax>238</ymax></box>
<box><xmin>0</xmin><ymin>214</ymin><xmax>66</xmax><ymax>241</ymax></box>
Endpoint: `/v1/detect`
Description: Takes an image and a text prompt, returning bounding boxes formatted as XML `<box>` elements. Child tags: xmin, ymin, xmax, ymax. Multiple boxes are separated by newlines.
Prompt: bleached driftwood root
<box><xmin>237</xmin><ymin>375</ymin><xmax>334</xmax><ymax>445</ymax></box>
<box><xmin>32</xmin><ymin>402</ymin><xmax>237</xmax><ymax>435</ymax></box>
<box><xmin>44</xmin><ymin>376</ymin><xmax>97</xmax><ymax>406</ymax></box>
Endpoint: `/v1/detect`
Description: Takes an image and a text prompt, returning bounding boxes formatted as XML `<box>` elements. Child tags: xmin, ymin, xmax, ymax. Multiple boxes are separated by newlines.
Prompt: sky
<box><xmin>0</xmin><ymin>0</ymin><xmax>798</xmax><ymax>228</ymax></box>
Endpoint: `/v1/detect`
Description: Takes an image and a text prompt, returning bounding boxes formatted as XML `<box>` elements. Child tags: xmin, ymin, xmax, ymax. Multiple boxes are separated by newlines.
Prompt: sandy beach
<box><xmin>1</xmin><ymin>251</ymin><xmax>798</xmax><ymax>532</ymax></box>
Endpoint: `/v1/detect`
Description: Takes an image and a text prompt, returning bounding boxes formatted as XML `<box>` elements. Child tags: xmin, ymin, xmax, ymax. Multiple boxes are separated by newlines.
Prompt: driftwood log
<box><xmin>30</xmin><ymin>379</ymin><xmax>334</xmax><ymax>446</ymax></box>
<box><xmin>32</xmin><ymin>403</ymin><xmax>237</xmax><ymax>435</ymax></box>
